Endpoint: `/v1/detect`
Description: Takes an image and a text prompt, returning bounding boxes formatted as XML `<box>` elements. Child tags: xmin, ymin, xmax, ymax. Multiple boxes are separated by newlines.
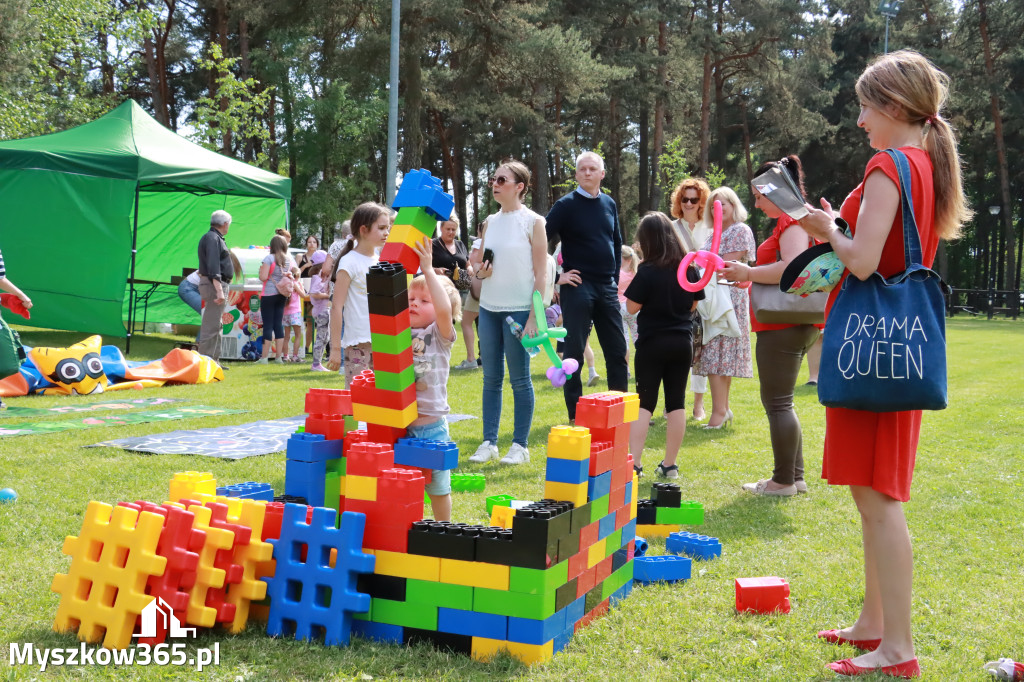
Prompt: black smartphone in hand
<box><xmin>483</xmin><ymin>248</ymin><xmax>495</xmax><ymax>266</ymax></box>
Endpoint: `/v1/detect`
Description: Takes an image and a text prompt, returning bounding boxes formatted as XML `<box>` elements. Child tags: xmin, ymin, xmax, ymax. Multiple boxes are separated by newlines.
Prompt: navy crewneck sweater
<box><xmin>545</xmin><ymin>190</ymin><xmax>622</xmax><ymax>283</ymax></box>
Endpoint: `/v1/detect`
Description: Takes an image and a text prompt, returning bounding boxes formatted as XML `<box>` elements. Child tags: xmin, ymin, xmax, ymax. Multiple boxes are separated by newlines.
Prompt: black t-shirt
<box><xmin>623</xmin><ymin>262</ymin><xmax>704</xmax><ymax>344</ymax></box>
<box><xmin>431</xmin><ymin>237</ymin><xmax>468</xmax><ymax>280</ymax></box>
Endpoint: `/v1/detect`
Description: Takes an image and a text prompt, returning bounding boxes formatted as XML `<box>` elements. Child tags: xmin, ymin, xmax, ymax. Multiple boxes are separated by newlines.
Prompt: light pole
<box><xmin>989</xmin><ymin>205</ymin><xmax>1000</xmax><ymax>318</ymax></box>
<box><xmin>386</xmin><ymin>0</ymin><xmax>400</xmax><ymax>204</ymax></box>
<box><xmin>878</xmin><ymin>0</ymin><xmax>902</xmax><ymax>54</ymax></box>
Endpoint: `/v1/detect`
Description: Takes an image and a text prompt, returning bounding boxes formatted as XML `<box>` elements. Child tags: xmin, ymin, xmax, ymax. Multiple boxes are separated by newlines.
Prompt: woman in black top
<box><xmin>623</xmin><ymin>212</ymin><xmax>704</xmax><ymax>479</ymax></box>
<box><xmin>431</xmin><ymin>214</ymin><xmax>470</xmax><ymax>287</ymax></box>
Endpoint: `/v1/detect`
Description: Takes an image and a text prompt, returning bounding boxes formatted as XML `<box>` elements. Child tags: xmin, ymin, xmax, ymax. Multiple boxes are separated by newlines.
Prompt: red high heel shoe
<box><xmin>817</xmin><ymin>629</ymin><xmax>882</xmax><ymax>652</ymax></box>
<box><xmin>829</xmin><ymin>657</ymin><xmax>920</xmax><ymax>679</ymax></box>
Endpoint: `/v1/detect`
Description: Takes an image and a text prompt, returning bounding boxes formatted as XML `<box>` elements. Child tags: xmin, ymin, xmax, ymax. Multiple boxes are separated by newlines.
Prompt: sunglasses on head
<box><xmin>488</xmin><ymin>176</ymin><xmax>518</xmax><ymax>187</ymax></box>
<box><xmin>680</xmin><ymin>197</ymin><xmax>700</xmax><ymax>205</ymax></box>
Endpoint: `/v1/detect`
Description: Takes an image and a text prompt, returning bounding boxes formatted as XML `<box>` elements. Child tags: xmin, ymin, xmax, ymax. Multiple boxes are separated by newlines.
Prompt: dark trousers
<box><xmin>260</xmin><ymin>293</ymin><xmax>287</xmax><ymax>340</ymax></box>
<box><xmin>560</xmin><ymin>277</ymin><xmax>629</xmax><ymax>420</ymax></box>
<box><xmin>635</xmin><ymin>331</ymin><xmax>692</xmax><ymax>413</ymax></box>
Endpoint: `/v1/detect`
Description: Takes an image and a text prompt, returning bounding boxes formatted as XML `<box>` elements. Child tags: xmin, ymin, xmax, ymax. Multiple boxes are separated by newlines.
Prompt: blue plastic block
<box><xmin>394</xmin><ymin>438</ymin><xmax>459</xmax><ymax>471</ymax></box>
<box><xmin>609</xmin><ymin>580</ymin><xmax>633</xmax><ymax>606</ymax></box>
<box><xmin>633</xmin><ymin>555</ymin><xmax>692</xmax><ymax>584</ymax></box>
<box><xmin>437</xmin><ymin>607</ymin><xmax>508</xmax><ymax>640</ymax></box>
<box><xmin>566</xmin><ymin>595</ymin><xmax>586</xmax><ymax>626</ymax></box>
<box><xmin>666</xmin><ymin>531</ymin><xmax>722</xmax><ymax>561</ymax></box>
<box><xmin>216</xmin><ymin>482</ymin><xmax>275</xmax><ymax>501</ymax></box>
<box><xmin>597</xmin><ymin>513</ymin><xmax>617</xmax><ymax>540</ymax></box>
<box><xmin>285</xmin><ymin>459</ymin><xmax>327</xmax><ymax>507</ymax></box>
<box><xmin>624</xmin><ymin>480</ymin><xmax>633</xmax><ymax>505</ymax></box>
<box><xmin>587</xmin><ymin>471</ymin><xmax>613</xmax><ymax>500</ymax></box>
<box><xmin>507</xmin><ymin>609</ymin><xmax>567</xmax><ymax>645</ymax></box>
<box><xmin>621</xmin><ymin>519</ymin><xmax>637</xmax><ymax>541</ymax></box>
<box><xmin>262</xmin><ymin>505</ymin><xmax>375</xmax><ymax>646</ymax></box>
<box><xmin>553</xmin><ymin>628</ymin><xmax>573</xmax><ymax>653</ymax></box>
<box><xmin>351</xmin><ymin>620</ymin><xmax>403</xmax><ymax>644</ymax></box>
<box><xmin>545</xmin><ymin>456</ymin><xmax>590</xmax><ymax>484</ymax></box>
<box><xmin>392</xmin><ymin>169</ymin><xmax>456</xmax><ymax>220</ymax></box>
<box><xmin>287</xmin><ymin>432</ymin><xmax>344</xmax><ymax>463</ymax></box>
<box><xmin>633</xmin><ymin>536</ymin><xmax>649</xmax><ymax>557</ymax></box>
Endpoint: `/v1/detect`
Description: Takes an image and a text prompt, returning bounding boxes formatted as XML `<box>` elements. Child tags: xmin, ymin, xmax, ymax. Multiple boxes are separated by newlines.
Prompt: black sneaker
<box><xmin>656</xmin><ymin>461</ymin><xmax>679</xmax><ymax>479</ymax></box>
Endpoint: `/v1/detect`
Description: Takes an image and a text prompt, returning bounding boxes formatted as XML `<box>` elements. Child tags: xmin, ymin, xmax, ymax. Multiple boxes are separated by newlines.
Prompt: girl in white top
<box><xmin>326</xmin><ymin>202</ymin><xmax>391</xmax><ymax>387</ymax></box>
<box><xmin>468</xmin><ymin>160</ymin><xmax>548</xmax><ymax>465</ymax></box>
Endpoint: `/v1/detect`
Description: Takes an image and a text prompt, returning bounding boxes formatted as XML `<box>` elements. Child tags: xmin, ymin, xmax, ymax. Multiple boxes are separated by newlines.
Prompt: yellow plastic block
<box><xmin>183</xmin><ymin>503</ymin><xmax>235</xmax><ymax>627</ymax></box>
<box><xmin>544</xmin><ymin>480</ymin><xmax>588</xmax><ymax>507</ymax></box>
<box><xmin>214</xmin><ymin>495</ymin><xmax>243</xmax><ymax>522</ymax></box>
<box><xmin>506</xmin><ymin>640</ymin><xmax>555</xmax><ymax>666</ymax></box>
<box><xmin>621</xmin><ymin>394</ymin><xmax>640</xmax><ymax>423</ymax></box>
<box><xmin>440</xmin><ymin>558</ymin><xmax>510</xmax><ymax>590</ymax></box>
<box><xmin>338</xmin><ymin>474</ymin><xmax>347</xmax><ymax>497</ymax></box>
<box><xmin>631</xmin><ymin>473</ymin><xmax>639</xmax><ymax>518</ymax></box>
<box><xmin>587</xmin><ymin>538</ymin><xmax>606</xmax><ymax>568</ymax></box>
<box><xmin>547</xmin><ymin>426</ymin><xmax>592</xmax><ymax>460</ymax></box>
<box><xmin>169</xmin><ymin>471</ymin><xmax>216</xmax><ymax>502</ymax></box>
<box><xmin>635</xmin><ymin>524</ymin><xmax>680</xmax><ymax>538</ymax></box>
<box><xmin>51</xmin><ymin>501</ymin><xmax>168</xmax><ymax>650</ymax></box>
<box><xmin>490</xmin><ymin>505</ymin><xmax>516</xmax><ymax>529</ymax></box>
<box><xmin>386</xmin><ymin>222</ymin><xmax>430</xmax><ymax>247</ymax></box>
<box><xmin>345</xmin><ymin>475</ymin><xmax>378</xmax><ymax>501</ymax></box>
<box><xmin>471</xmin><ymin>636</ymin><xmax>508</xmax><ymax>662</ymax></box>
<box><xmin>375</xmin><ymin>549</ymin><xmax>441</xmax><ymax>581</ymax></box>
<box><xmin>352</xmin><ymin>401</ymin><xmax>418</xmax><ymax>429</ymax></box>
<box><xmin>225</xmin><ymin>499</ymin><xmax>273</xmax><ymax>633</ymax></box>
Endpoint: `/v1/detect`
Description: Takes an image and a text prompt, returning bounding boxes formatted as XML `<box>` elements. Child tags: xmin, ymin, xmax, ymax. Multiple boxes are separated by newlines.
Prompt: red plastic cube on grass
<box><xmin>304</xmin><ymin>388</ymin><xmax>352</xmax><ymax>417</ymax></box>
<box><xmin>735</xmin><ymin>577</ymin><xmax>791</xmax><ymax>614</ymax></box>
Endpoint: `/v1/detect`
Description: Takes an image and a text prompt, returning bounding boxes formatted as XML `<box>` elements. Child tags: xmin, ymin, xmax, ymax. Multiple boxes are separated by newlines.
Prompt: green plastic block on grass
<box><xmin>395</xmin><ymin>206</ymin><xmax>437</xmax><ymax>237</ymax></box>
<box><xmin>371</xmin><ymin>598</ymin><xmax>438</xmax><ymax>630</ymax></box>
<box><xmin>590</xmin><ymin>494</ymin><xmax>609</xmax><ymax>522</ymax></box>
<box><xmin>486</xmin><ymin>494</ymin><xmax>515</xmax><ymax>515</ymax></box>
<box><xmin>601</xmin><ymin>562</ymin><xmax>634</xmax><ymax>599</ymax></box>
<box><xmin>370</xmin><ymin>329</ymin><xmax>413</xmax><ymax>355</ymax></box>
<box><xmin>474</xmin><ymin>586</ymin><xmax>556</xmax><ymax>620</ymax></box>
<box><xmin>508</xmin><ymin>560</ymin><xmax>569</xmax><ymax>595</ymax></box>
<box><xmin>405</xmin><ymin>579</ymin><xmax>474</xmax><ymax>610</ymax></box>
<box><xmin>373</xmin><ymin>366</ymin><xmax>416</xmax><ymax>392</ymax></box>
<box><xmin>655</xmin><ymin>501</ymin><xmax>704</xmax><ymax>525</ymax></box>
<box><xmin>451</xmin><ymin>473</ymin><xmax>485</xmax><ymax>492</ymax></box>
<box><xmin>604</xmin><ymin>528</ymin><xmax>622</xmax><ymax>557</ymax></box>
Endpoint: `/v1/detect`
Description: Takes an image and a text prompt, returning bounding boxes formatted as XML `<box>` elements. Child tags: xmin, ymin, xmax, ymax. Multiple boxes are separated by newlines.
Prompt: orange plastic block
<box><xmin>169</xmin><ymin>471</ymin><xmax>216</xmax><ymax>502</ymax></box>
<box><xmin>543</xmin><ymin>480</ymin><xmax>588</xmax><ymax>507</ymax></box>
<box><xmin>51</xmin><ymin>502</ymin><xmax>168</xmax><ymax>650</ymax></box>
<box><xmin>547</xmin><ymin>426</ymin><xmax>592</xmax><ymax>461</ymax></box>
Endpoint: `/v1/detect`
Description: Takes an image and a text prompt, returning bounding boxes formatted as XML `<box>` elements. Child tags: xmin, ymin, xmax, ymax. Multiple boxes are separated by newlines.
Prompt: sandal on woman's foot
<box><xmin>633</xmin><ymin>464</ymin><xmax>643</xmax><ymax>478</ymax></box>
<box><xmin>655</xmin><ymin>461</ymin><xmax>678</xmax><ymax>479</ymax></box>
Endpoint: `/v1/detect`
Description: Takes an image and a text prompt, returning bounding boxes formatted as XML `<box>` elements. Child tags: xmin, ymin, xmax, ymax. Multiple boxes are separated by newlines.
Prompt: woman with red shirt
<box><xmin>799</xmin><ymin>50</ymin><xmax>971</xmax><ymax>679</ymax></box>
<box><xmin>720</xmin><ymin>155</ymin><xmax>821</xmax><ymax>497</ymax></box>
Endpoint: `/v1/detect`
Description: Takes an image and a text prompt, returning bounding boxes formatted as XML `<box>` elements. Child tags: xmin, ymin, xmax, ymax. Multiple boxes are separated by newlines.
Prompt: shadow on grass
<box><xmin>703</xmin><ymin>493</ymin><xmax>798</xmax><ymax>543</ymax></box>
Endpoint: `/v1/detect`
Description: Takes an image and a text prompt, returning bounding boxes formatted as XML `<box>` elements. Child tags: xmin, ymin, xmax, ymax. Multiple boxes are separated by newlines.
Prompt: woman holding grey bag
<box><xmin>719</xmin><ymin>155</ymin><xmax>822</xmax><ymax>497</ymax></box>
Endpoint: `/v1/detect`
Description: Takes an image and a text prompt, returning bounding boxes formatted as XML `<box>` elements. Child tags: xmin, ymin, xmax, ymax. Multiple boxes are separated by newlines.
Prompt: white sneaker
<box><xmin>500</xmin><ymin>443</ymin><xmax>530</xmax><ymax>465</ymax></box>
<box><xmin>469</xmin><ymin>441</ymin><xmax>499</xmax><ymax>463</ymax></box>
<box><xmin>453</xmin><ymin>359</ymin><xmax>479</xmax><ymax>370</ymax></box>
<box><xmin>587</xmin><ymin>372</ymin><xmax>601</xmax><ymax>387</ymax></box>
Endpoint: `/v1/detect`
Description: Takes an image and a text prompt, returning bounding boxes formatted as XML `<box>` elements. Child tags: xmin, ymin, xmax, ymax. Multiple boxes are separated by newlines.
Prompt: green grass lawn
<box><xmin>1</xmin><ymin>318</ymin><xmax>1022</xmax><ymax>680</ymax></box>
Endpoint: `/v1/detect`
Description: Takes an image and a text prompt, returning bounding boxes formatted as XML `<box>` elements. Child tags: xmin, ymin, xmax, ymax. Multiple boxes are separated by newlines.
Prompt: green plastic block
<box><xmin>352</xmin><ymin>609</ymin><xmax>372</xmax><ymax>621</ymax></box>
<box><xmin>324</xmin><ymin>472</ymin><xmax>340</xmax><ymax>524</ymax></box>
<box><xmin>601</xmin><ymin>562</ymin><xmax>634</xmax><ymax>599</ymax></box>
<box><xmin>590</xmin><ymin>494</ymin><xmax>610</xmax><ymax>522</ymax></box>
<box><xmin>486</xmin><ymin>494</ymin><xmax>515</xmax><ymax>515</ymax></box>
<box><xmin>604</xmin><ymin>528</ymin><xmax>622</xmax><ymax>557</ymax></box>
<box><xmin>344</xmin><ymin>415</ymin><xmax>358</xmax><ymax>432</ymax></box>
<box><xmin>296</xmin><ymin>426</ymin><xmax>305</xmax><ymax>433</ymax></box>
<box><xmin>371</xmin><ymin>598</ymin><xmax>438</xmax><ymax>630</ymax></box>
<box><xmin>326</xmin><ymin>458</ymin><xmax>345</xmax><ymax>476</ymax></box>
<box><xmin>655</xmin><ymin>501</ymin><xmax>704</xmax><ymax>525</ymax></box>
<box><xmin>370</xmin><ymin>329</ymin><xmax>413</xmax><ymax>355</ymax></box>
<box><xmin>474</xmin><ymin>587</ymin><xmax>556</xmax><ymax>620</ymax></box>
<box><xmin>395</xmin><ymin>206</ymin><xmax>437</xmax><ymax>237</ymax></box>
<box><xmin>373</xmin><ymin>366</ymin><xmax>416</xmax><ymax>392</ymax></box>
<box><xmin>451</xmin><ymin>473</ymin><xmax>486</xmax><ymax>493</ymax></box>
<box><xmin>405</xmin><ymin>579</ymin><xmax>474</xmax><ymax>610</ymax></box>
<box><xmin>508</xmin><ymin>560</ymin><xmax>569</xmax><ymax>595</ymax></box>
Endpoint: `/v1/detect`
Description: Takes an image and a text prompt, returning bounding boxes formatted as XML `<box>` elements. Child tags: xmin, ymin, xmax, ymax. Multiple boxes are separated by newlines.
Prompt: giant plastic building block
<box><xmin>666</xmin><ymin>531</ymin><xmax>722</xmax><ymax>561</ymax></box>
<box><xmin>394</xmin><ymin>438</ymin><xmax>459</xmax><ymax>471</ymax></box>
<box><xmin>216</xmin><ymin>482</ymin><xmax>275</xmax><ymax>501</ymax></box>
<box><xmin>169</xmin><ymin>471</ymin><xmax>216</xmax><ymax>502</ymax></box>
<box><xmin>179</xmin><ymin>501</ymin><xmax>236</xmax><ymax>627</ymax></box>
<box><xmin>51</xmin><ymin>501</ymin><xmax>169</xmax><ymax>650</ymax></box>
<box><xmin>450</xmin><ymin>473</ymin><xmax>485</xmax><ymax>492</ymax></box>
<box><xmin>263</xmin><ymin>505</ymin><xmax>375</xmax><ymax>645</ymax></box>
<box><xmin>633</xmin><ymin>555</ymin><xmax>692</xmax><ymax>584</ymax></box>
<box><xmin>286</xmin><ymin>432</ymin><xmax>344</xmax><ymax>463</ymax></box>
<box><xmin>735</xmin><ymin>577</ymin><xmax>791</xmax><ymax>614</ymax></box>
<box><xmin>304</xmin><ymin>388</ymin><xmax>352</xmax><ymax>417</ymax></box>
<box><xmin>391</xmin><ymin>168</ymin><xmax>456</xmax><ymax>220</ymax></box>
<box><xmin>224</xmin><ymin>499</ymin><xmax>274</xmax><ymax>633</ymax></box>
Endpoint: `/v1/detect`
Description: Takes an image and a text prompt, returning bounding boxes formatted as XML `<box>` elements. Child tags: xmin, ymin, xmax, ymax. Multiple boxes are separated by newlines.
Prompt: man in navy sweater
<box><xmin>546</xmin><ymin>151</ymin><xmax>628</xmax><ymax>421</ymax></box>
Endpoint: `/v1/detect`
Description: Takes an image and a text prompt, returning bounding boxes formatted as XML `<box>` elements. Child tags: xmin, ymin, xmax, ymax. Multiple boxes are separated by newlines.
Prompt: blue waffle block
<box><xmin>438</xmin><ymin>607</ymin><xmax>508</xmax><ymax>640</ymax></box>
<box><xmin>666</xmin><ymin>531</ymin><xmax>722</xmax><ymax>560</ymax></box>
<box><xmin>394</xmin><ymin>438</ymin><xmax>459</xmax><ymax>471</ymax></box>
<box><xmin>287</xmin><ymin>432</ymin><xmax>343</xmax><ymax>463</ymax></box>
<box><xmin>263</xmin><ymin>505</ymin><xmax>375</xmax><ymax>646</ymax></box>
<box><xmin>545</xmin><ymin>456</ymin><xmax>590</xmax><ymax>484</ymax></box>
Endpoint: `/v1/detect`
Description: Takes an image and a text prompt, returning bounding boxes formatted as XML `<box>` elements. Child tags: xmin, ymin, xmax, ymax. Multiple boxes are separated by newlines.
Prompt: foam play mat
<box><xmin>0</xmin><ymin>405</ymin><xmax>244</xmax><ymax>438</ymax></box>
<box><xmin>0</xmin><ymin>397</ymin><xmax>186</xmax><ymax>419</ymax></box>
<box><xmin>89</xmin><ymin>415</ymin><xmax>305</xmax><ymax>458</ymax></box>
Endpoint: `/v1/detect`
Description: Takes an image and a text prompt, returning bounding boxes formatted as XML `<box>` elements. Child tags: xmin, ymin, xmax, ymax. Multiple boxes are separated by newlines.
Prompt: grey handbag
<box><xmin>750</xmin><ymin>282</ymin><xmax>826</xmax><ymax>324</ymax></box>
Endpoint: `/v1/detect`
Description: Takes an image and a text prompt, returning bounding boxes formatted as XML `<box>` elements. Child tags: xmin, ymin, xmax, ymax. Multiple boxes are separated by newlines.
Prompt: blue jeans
<box><xmin>405</xmin><ymin>418</ymin><xmax>453</xmax><ymax>496</ymax></box>
<box><xmin>178</xmin><ymin>279</ymin><xmax>203</xmax><ymax>344</ymax></box>
<box><xmin>478</xmin><ymin>307</ymin><xmax>534</xmax><ymax>447</ymax></box>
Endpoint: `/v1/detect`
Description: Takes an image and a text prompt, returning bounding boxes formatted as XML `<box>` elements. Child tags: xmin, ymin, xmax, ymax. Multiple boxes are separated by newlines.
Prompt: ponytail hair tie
<box><xmin>926</xmin><ymin>114</ymin><xmax>938</xmax><ymax>126</ymax></box>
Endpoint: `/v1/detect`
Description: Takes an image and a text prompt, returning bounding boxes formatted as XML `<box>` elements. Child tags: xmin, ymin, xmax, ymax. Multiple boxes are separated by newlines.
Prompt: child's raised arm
<box><xmin>413</xmin><ymin>237</ymin><xmax>454</xmax><ymax>340</ymax></box>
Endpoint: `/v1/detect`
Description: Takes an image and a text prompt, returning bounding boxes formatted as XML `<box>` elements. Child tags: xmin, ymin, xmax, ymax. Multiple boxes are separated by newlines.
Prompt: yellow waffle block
<box><xmin>544</xmin><ymin>480</ymin><xmax>588</xmax><ymax>507</ymax></box>
<box><xmin>345</xmin><ymin>475</ymin><xmax>378</xmax><ymax>501</ymax></box>
<box><xmin>352</xmin><ymin>401</ymin><xmax>418</xmax><ymax>429</ymax></box>
<box><xmin>490</xmin><ymin>505</ymin><xmax>516</xmax><ymax>529</ymax></box>
<box><xmin>225</xmin><ymin>500</ymin><xmax>273</xmax><ymax>633</ymax></box>
<box><xmin>51</xmin><ymin>502</ymin><xmax>168</xmax><ymax>650</ymax></box>
<box><xmin>635</xmin><ymin>524</ymin><xmax>681</xmax><ymax>538</ymax></box>
<box><xmin>440</xmin><ymin>558</ymin><xmax>510</xmax><ymax>590</ymax></box>
<box><xmin>587</xmin><ymin>538</ymin><xmax>607</xmax><ymax>568</ymax></box>
<box><xmin>183</xmin><ymin>503</ymin><xmax>235</xmax><ymax>627</ymax></box>
<box><xmin>375</xmin><ymin>549</ymin><xmax>441</xmax><ymax>581</ymax></box>
<box><xmin>471</xmin><ymin>636</ymin><xmax>508</xmax><ymax>662</ymax></box>
<box><xmin>547</xmin><ymin>426</ymin><xmax>592</xmax><ymax>460</ymax></box>
<box><xmin>169</xmin><ymin>471</ymin><xmax>216</xmax><ymax>502</ymax></box>
<box><xmin>507</xmin><ymin>640</ymin><xmax>555</xmax><ymax>666</ymax></box>
<box><xmin>214</xmin><ymin>495</ymin><xmax>243</xmax><ymax>522</ymax></box>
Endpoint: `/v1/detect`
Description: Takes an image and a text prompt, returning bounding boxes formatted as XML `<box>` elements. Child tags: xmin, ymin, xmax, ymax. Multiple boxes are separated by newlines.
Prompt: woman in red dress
<box><xmin>800</xmin><ymin>50</ymin><xmax>971</xmax><ymax>679</ymax></box>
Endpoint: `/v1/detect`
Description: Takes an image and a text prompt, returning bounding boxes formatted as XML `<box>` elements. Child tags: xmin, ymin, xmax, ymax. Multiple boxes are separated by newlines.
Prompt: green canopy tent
<box><xmin>0</xmin><ymin>100</ymin><xmax>291</xmax><ymax>351</ymax></box>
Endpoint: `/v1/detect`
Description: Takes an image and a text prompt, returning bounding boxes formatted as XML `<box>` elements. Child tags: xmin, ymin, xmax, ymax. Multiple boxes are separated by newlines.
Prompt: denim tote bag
<box><xmin>818</xmin><ymin>149</ymin><xmax>947</xmax><ymax>412</ymax></box>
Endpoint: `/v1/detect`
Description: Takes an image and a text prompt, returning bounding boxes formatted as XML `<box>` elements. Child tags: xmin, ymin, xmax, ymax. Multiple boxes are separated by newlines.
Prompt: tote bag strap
<box><xmin>883</xmin><ymin>148</ymin><xmax>924</xmax><ymax>269</ymax></box>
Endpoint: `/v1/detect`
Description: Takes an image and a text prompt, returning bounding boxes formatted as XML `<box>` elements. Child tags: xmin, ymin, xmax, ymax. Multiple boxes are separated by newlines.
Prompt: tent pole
<box><xmin>127</xmin><ymin>183</ymin><xmax>141</xmax><ymax>356</ymax></box>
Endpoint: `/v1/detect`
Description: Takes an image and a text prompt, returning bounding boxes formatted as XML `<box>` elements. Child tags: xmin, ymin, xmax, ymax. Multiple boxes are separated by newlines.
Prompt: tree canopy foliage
<box><xmin>0</xmin><ymin>0</ymin><xmax>1020</xmax><ymax>290</ymax></box>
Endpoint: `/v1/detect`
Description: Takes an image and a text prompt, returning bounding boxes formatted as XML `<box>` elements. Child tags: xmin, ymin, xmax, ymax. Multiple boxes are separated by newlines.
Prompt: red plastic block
<box><xmin>366</xmin><ymin>424</ymin><xmax>407</xmax><ymax>446</ymax></box>
<box><xmin>372</xmin><ymin>347</ymin><xmax>415</xmax><ymax>375</ymax></box>
<box><xmin>346</xmin><ymin>442</ymin><xmax>395</xmax><ymax>477</ymax></box>
<box><xmin>351</xmin><ymin>372</ymin><xmax>417</xmax><ymax>411</ymax></box>
<box><xmin>305</xmin><ymin>414</ymin><xmax>346</xmax><ymax>440</ymax></box>
<box><xmin>304</xmin><ymin>388</ymin><xmax>352</xmax><ymax>417</ymax></box>
<box><xmin>735</xmin><ymin>577</ymin><xmax>791</xmax><ymax>614</ymax></box>
<box><xmin>344</xmin><ymin>429</ymin><xmax>368</xmax><ymax>455</ymax></box>
<box><xmin>588</xmin><ymin>441</ymin><xmax>614</xmax><ymax>476</ymax></box>
<box><xmin>202</xmin><ymin>502</ymin><xmax>252</xmax><ymax>624</ymax></box>
<box><xmin>379</xmin><ymin>468</ymin><xmax>427</xmax><ymax>509</ymax></box>
<box><xmin>393</xmin><ymin>465</ymin><xmax>432</xmax><ymax>484</ymax></box>
<box><xmin>611</xmin><ymin>454</ymin><xmax>633</xmax><ymax>489</ymax></box>
<box><xmin>575</xmin><ymin>394</ymin><xmax>626</xmax><ymax>430</ymax></box>
<box><xmin>379</xmin><ymin>242</ymin><xmax>419</xmax><ymax>275</ymax></box>
<box><xmin>608</xmin><ymin>485</ymin><xmax>626</xmax><ymax>512</ymax></box>
<box><xmin>576</xmin><ymin>566</ymin><xmax>597</xmax><ymax>598</ymax></box>
<box><xmin>362</xmin><ymin>522</ymin><xmax>411</xmax><ymax>553</ymax></box>
<box><xmin>615</xmin><ymin>505</ymin><xmax>631</xmax><ymax>530</ymax></box>
<box><xmin>567</xmin><ymin>550</ymin><xmax>587</xmax><ymax>580</ymax></box>
<box><xmin>262</xmin><ymin>502</ymin><xmax>284</xmax><ymax>541</ymax></box>
<box><xmin>596</xmin><ymin>555</ymin><xmax>614</xmax><ymax>584</ymax></box>
<box><xmin>579</xmin><ymin>521</ymin><xmax>600</xmax><ymax>550</ymax></box>
<box><xmin>589</xmin><ymin>423</ymin><xmax>629</xmax><ymax>455</ymax></box>
<box><xmin>369</xmin><ymin>309</ymin><xmax>412</xmax><ymax>337</ymax></box>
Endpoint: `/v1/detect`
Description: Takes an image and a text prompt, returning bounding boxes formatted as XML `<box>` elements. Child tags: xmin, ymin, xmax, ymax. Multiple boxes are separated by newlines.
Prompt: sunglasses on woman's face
<box><xmin>489</xmin><ymin>176</ymin><xmax>517</xmax><ymax>187</ymax></box>
<box><xmin>681</xmin><ymin>197</ymin><xmax>700</xmax><ymax>205</ymax></box>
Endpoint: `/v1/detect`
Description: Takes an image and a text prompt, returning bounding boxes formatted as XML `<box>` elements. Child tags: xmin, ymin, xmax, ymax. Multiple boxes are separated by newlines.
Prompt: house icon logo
<box><xmin>134</xmin><ymin>597</ymin><xmax>197</xmax><ymax>639</ymax></box>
